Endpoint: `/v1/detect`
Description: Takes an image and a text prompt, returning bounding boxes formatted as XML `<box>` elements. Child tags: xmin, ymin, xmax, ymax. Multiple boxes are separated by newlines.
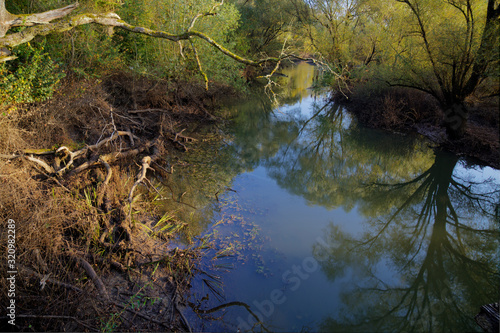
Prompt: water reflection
<box><xmin>164</xmin><ymin>63</ymin><xmax>499</xmax><ymax>332</ymax></box>
<box><xmin>313</xmin><ymin>151</ymin><xmax>500</xmax><ymax>332</ymax></box>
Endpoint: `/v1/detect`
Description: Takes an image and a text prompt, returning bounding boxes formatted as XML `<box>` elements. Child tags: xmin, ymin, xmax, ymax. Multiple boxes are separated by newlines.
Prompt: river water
<box><xmin>163</xmin><ymin>62</ymin><xmax>500</xmax><ymax>332</ymax></box>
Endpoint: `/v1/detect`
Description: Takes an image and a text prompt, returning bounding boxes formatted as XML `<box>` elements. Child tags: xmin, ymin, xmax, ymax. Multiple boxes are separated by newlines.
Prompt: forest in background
<box><xmin>2</xmin><ymin>0</ymin><xmax>498</xmax><ymax>115</ymax></box>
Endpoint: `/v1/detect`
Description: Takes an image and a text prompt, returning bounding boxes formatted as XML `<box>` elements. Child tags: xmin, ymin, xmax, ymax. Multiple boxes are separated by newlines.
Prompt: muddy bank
<box><xmin>334</xmin><ymin>87</ymin><xmax>499</xmax><ymax>169</ymax></box>
<box><xmin>0</xmin><ymin>73</ymin><xmax>239</xmax><ymax>332</ymax></box>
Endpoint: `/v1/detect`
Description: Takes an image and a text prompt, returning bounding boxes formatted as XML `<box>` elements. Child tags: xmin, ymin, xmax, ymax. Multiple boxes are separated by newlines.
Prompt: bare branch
<box><xmin>190</xmin><ymin>38</ymin><xmax>209</xmax><ymax>90</ymax></box>
<box><xmin>25</xmin><ymin>155</ymin><xmax>55</xmax><ymax>174</ymax></box>
<box><xmin>188</xmin><ymin>0</ymin><xmax>224</xmax><ymax>31</ymax></box>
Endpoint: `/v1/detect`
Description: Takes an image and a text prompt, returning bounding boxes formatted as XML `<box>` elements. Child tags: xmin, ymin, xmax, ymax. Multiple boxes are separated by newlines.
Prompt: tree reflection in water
<box><xmin>242</xmin><ymin>94</ymin><xmax>499</xmax><ymax>331</ymax></box>
<box><xmin>312</xmin><ymin>150</ymin><xmax>499</xmax><ymax>332</ymax></box>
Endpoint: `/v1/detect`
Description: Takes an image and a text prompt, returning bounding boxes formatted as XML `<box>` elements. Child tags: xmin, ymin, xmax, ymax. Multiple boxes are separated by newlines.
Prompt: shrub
<box><xmin>0</xmin><ymin>43</ymin><xmax>65</xmax><ymax>105</ymax></box>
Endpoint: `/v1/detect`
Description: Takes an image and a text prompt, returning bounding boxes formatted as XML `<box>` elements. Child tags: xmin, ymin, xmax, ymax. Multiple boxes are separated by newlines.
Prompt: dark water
<box><xmin>162</xmin><ymin>63</ymin><xmax>500</xmax><ymax>332</ymax></box>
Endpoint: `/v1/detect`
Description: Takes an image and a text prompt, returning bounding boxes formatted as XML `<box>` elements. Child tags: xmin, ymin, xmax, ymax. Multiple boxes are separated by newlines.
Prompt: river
<box><xmin>161</xmin><ymin>62</ymin><xmax>500</xmax><ymax>332</ymax></box>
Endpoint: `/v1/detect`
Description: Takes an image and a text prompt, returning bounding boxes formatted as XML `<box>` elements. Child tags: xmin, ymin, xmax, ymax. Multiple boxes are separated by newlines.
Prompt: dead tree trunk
<box><xmin>0</xmin><ymin>1</ymin><xmax>78</xmax><ymax>38</ymax></box>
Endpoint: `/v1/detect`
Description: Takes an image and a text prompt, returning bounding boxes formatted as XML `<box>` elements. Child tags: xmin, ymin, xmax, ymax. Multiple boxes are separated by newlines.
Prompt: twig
<box><xmin>190</xmin><ymin>38</ymin><xmax>209</xmax><ymax>90</ymax></box>
<box><xmin>128</xmin><ymin>108</ymin><xmax>170</xmax><ymax>114</ymax></box>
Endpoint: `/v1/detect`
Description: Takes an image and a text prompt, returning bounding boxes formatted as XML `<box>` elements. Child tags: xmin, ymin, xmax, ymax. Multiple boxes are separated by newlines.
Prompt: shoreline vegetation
<box><xmin>0</xmin><ymin>0</ymin><xmax>498</xmax><ymax>331</ymax></box>
<box><xmin>0</xmin><ymin>73</ymin><xmax>241</xmax><ymax>332</ymax></box>
<box><xmin>0</xmin><ymin>66</ymin><xmax>497</xmax><ymax>331</ymax></box>
<box><xmin>333</xmin><ymin>82</ymin><xmax>499</xmax><ymax>170</ymax></box>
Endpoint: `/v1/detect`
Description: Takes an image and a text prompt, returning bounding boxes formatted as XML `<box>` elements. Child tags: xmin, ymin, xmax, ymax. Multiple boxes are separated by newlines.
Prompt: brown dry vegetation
<box><xmin>0</xmin><ymin>73</ymin><xmax>239</xmax><ymax>332</ymax></box>
<box><xmin>336</xmin><ymin>83</ymin><xmax>500</xmax><ymax>169</ymax></box>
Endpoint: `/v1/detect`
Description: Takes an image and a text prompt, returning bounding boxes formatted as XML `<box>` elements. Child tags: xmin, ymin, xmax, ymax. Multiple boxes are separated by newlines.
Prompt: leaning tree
<box><xmin>0</xmin><ymin>0</ymin><xmax>317</xmax><ymax>88</ymax></box>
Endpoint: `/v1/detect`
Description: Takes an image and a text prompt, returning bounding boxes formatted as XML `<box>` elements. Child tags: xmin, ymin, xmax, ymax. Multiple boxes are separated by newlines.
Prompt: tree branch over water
<box><xmin>0</xmin><ymin>0</ymin><xmax>322</xmax><ymax>79</ymax></box>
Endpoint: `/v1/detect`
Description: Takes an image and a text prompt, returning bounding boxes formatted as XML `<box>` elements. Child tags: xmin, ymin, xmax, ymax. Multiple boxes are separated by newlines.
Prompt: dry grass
<box><xmin>341</xmin><ymin>85</ymin><xmax>442</xmax><ymax>131</ymax></box>
<box><xmin>0</xmin><ymin>73</ymin><xmax>233</xmax><ymax>331</ymax></box>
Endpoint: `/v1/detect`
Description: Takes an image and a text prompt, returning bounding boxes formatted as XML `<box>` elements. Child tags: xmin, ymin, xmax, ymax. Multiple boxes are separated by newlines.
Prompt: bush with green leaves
<box><xmin>0</xmin><ymin>43</ymin><xmax>65</xmax><ymax>105</ymax></box>
<box><xmin>2</xmin><ymin>0</ymin><xmax>250</xmax><ymax>94</ymax></box>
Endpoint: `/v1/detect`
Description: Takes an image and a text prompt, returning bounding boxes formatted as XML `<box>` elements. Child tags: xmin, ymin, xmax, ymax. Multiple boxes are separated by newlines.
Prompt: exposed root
<box><xmin>127</xmin><ymin>144</ymin><xmax>161</xmax><ymax>230</ymax></box>
<box><xmin>68</xmin><ymin>251</ymin><xmax>110</xmax><ymax>301</ymax></box>
<box><xmin>24</xmin><ymin>155</ymin><xmax>55</xmax><ymax>174</ymax></box>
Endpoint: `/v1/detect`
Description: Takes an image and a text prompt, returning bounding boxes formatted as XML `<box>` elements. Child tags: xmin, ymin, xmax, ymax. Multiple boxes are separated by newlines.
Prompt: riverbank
<box><xmin>0</xmin><ymin>73</ymin><xmax>239</xmax><ymax>332</ymax></box>
<box><xmin>334</xmin><ymin>85</ymin><xmax>499</xmax><ymax>169</ymax></box>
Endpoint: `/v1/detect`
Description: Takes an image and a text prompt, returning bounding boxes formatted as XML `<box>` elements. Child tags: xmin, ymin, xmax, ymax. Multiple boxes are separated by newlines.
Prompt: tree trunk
<box><xmin>463</xmin><ymin>0</ymin><xmax>500</xmax><ymax>97</ymax></box>
<box><xmin>0</xmin><ymin>1</ymin><xmax>79</xmax><ymax>38</ymax></box>
<box><xmin>443</xmin><ymin>102</ymin><xmax>468</xmax><ymax>139</ymax></box>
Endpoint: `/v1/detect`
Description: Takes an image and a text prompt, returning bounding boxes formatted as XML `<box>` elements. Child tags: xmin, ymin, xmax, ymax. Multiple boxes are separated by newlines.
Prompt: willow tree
<box><xmin>391</xmin><ymin>0</ymin><xmax>499</xmax><ymax>138</ymax></box>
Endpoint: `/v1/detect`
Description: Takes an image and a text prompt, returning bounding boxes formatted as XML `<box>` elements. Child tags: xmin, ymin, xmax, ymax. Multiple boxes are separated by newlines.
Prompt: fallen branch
<box><xmin>0</xmin><ymin>131</ymin><xmax>138</xmax><ymax>177</ymax></box>
<box><xmin>68</xmin><ymin>252</ymin><xmax>109</xmax><ymax>300</ymax></box>
<box><xmin>68</xmin><ymin>142</ymin><xmax>150</xmax><ymax>177</ymax></box>
<box><xmin>25</xmin><ymin>155</ymin><xmax>55</xmax><ymax>174</ymax></box>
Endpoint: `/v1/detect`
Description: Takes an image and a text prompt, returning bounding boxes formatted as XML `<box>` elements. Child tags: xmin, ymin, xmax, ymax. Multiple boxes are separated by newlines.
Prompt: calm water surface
<box><xmin>163</xmin><ymin>63</ymin><xmax>500</xmax><ymax>332</ymax></box>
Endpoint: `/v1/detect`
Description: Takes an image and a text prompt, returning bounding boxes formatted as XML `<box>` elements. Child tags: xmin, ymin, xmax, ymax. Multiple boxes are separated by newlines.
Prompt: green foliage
<box><xmin>112</xmin><ymin>0</ymin><xmax>246</xmax><ymax>85</ymax></box>
<box><xmin>231</xmin><ymin>0</ymin><xmax>301</xmax><ymax>55</ymax></box>
<box><xmin>3</xmin><ymin>0</ymin><xmax>253</xmax><ymax>90</ymax></box>
<box><xmin>0</xmin><ymin>43</ymin><xmax>65</xmax><ymax>105</ymax></box>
